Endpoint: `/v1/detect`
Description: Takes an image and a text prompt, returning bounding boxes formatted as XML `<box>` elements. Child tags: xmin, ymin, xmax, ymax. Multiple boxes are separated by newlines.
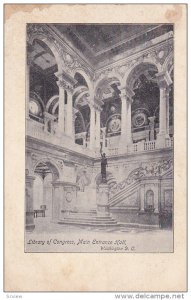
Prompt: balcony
<box><xmin>26</xmin><ymin>118</ymin><xmax>94</xmax><ymax>157</ymax></box>
<box><xmin>26</xmin><ymin>118</ymin><xmax>173</xmax><ymax>159</ymax></box>
<box><xmin>99</xmin><ymin>138</ymin><xmax>173</xmax><ymax>158</ymax></box>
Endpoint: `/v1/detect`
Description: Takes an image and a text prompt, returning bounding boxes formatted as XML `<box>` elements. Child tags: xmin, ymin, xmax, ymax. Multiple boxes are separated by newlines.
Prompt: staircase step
<box><xmin>58</xmin><ymin>219</ymin><xmax>119</xmax><ymax>227</ymax></box>
<box><xmin>65</xmin><ymin>215</ymin><xmax>114</xmax><ymax>221</ymax></box>
<box><xmin>62</xmin><ymin>218</ymin><xmax>117</xmax><ymax>224</ymax></box>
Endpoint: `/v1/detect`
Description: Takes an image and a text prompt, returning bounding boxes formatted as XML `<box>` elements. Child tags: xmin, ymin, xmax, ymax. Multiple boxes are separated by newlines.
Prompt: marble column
<box><xmin>25</xmin><ymin>175</ymin><xmax>35</xmax><ymax>231</ymax></box>
<box><xmin>126</xmin><ymin>98</ymin><xmax>133</xmax><ymax>145</ymax></box>
<box><xmin>41</xmin><ymin>174</ymin><xmax>46</xmax><ymax>206</ymax></box>
<box><xmin>120</xmin><ymin>88</ymin><xmax>134</xmax><ymax>148</ymax></box>
<box><xmin>148</xmin><ymin>116</ymin><xmax>156</xmax><ymax>141</ymax></box>
<box><xmin>57</xmin><ymin>80</ymin><xmax>66</xmax><ymax>135</ymax></box>
<box><xmin>156</xmin><ymin>71</ymin><xmax>172</xmax><ymax>146</ymax></box>
<box><xmin>89</xmin><ymin>104</ymin><xmax>96</xmax><ymax>149</ymax></box>
<box><xmin>95</xmin><ymin>109</ymin><xmax>101</xmax><ymax>148</ymax></box>
<box><xmin>66</xmin><ymin>88</ymin><xmax>74</xmax><ymax>139</ymax></box>
<box><xmin>120</xmin><ymin>89</ymin><xmax>128</xmax><ymax>147</ymax></box>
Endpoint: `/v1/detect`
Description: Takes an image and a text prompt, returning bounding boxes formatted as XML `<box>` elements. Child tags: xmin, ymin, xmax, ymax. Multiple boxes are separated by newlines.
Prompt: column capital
<box><xmin>156</xmin><ymin>71</ymin><xmax>172</xmax><ymax>89</ymax></box>
<box><xmin>90</xmin><ymin>100</ymin><xmax>102</xmax><ymax>112</ymax></box>
<box><xmin>56</xmin><ymin>79</ymin><xmax>74</xmax><ymax>93</ymax></box>
<box><xmin>89</xmin><ymin>102</ymin><xmax>96</xmax><ymax>110</ymax></box>
<box><xmin>119</xmin><ymin>87</ymin><xmax>134</xmax><ymax>102</ymax></box>
<box><xmin>55</xmin><ymin>71</ymin><xmax>77</xmax><ymax>94</ymax></box>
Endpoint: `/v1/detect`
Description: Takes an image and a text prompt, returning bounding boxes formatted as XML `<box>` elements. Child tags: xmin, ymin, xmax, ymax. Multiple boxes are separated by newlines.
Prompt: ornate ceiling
<box><xmin>50</xmin><ymin>24</ymin><xmax>173</xmax><ymax>68</ymax></box>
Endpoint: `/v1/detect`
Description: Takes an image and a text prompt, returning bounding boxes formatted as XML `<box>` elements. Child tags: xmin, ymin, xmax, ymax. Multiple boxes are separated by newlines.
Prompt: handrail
<box><xmin>109</xmin><ymin>181</ymin><xmax>140</xmax><ymax>207</ymax></box>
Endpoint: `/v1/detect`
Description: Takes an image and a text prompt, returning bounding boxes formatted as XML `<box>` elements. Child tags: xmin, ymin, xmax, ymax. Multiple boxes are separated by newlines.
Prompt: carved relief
<box><xmin>109</xmin><ymin>159</ymin><xmax>173</xmax><ymax>197</ymax></box>
<box><xmin>27</xmin><ymin>24</ymin><xmax>62</xmax><ymax>55</ymax></box>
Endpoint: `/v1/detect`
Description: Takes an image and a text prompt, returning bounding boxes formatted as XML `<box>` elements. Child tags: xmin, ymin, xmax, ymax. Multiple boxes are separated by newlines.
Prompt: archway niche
<box><xmin>33</xmin><ymin>160</ymin><xmax>60</xmax><ymax>219</ymax></box>
<box><xmin>125</xmin><ymin>63</ymin><xmax>160</xmax><ymax>143</ymax></box>
<box><xmin>73</xmin><ymin>72</ymin><xmax>91</xmax><ymax>145</ymax></box>
<box><xmin>145</xmin><ymin>190</ymin><xmax>154</xmax><ymax>211</ymax></box>
<box><xmin>28</xmin><ymin>38</ymin><xmax>59</xmax><ymax>124</ymax></box>
<box><xmin>95</xmin><ymin>76</ymin><xmax>122</xmax><ymax>146</ymax></box>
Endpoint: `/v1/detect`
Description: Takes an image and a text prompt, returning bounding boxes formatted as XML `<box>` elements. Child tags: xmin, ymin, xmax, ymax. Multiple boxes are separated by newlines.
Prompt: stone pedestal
<box><xmin>96</xmin><ymin>183</ymin><xmax>110</xmax><ymax>216</ymax></box>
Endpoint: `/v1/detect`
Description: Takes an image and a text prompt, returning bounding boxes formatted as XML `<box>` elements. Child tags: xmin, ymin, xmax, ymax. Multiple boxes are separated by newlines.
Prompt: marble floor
<box><xmin>25</xmin><ymin>216</ymin><xmax>173</xmax><ymax>253</ymax></box>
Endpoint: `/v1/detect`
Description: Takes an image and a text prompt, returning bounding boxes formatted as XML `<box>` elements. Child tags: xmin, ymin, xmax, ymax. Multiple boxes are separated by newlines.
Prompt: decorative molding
<box><xmin>94</xmin><ymin>36</ymin><xmax>173</xmax><ymax>87</ymax></box>
<box><xmin>95</xmin><ymin>32</ymin><xmax>173</xmax><ymax>77</ymax></box>
<box><xmin>109</xmin><ymin>159</ymin><xmax>173</xmax><ymax>197</ymax></box>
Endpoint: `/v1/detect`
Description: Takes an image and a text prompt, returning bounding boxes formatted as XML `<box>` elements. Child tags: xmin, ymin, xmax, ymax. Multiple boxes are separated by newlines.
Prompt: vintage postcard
<box><xmin>4</xmin><ymin>4</ymin><xmax>187</xmax><ymax>292</ymax></box>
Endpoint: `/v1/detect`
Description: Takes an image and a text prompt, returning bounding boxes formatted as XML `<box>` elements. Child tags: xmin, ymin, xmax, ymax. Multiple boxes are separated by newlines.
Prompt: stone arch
<box><xmin>33</xmin><ymin>157</ymin><xmax>62</xmax><ymax>181</ymax></box>
<box><xmin>122</xmin><ymin>59</ymin><xmax>161</xmax><ymax>89</ymax></box>
<box><xmin>73</xmin><ymin>85</ymin><xmax>89</xmax><ymax>96</ymax></box>
<box><xmin>73</xmin><ymin>68</ymin><xmax>93</xmax><ymax>93</ymax></box>
<box><xmin>162</xmin><ymin>51</ymin><xmax>173</xmax><ymax>74</ymax></box>
<box><xmin>75</xmin><ymin>90</ymin><xmax>90</xmax><ymax>107</ymax></box>
<box><xmin>52</xmin><ymin>102</ymin><xmax>59</xmax><ymax>115</ymax></box>
<box><xmin>30</xmin><ymin>91</ymin><xmax>45</xmax><ymax>110</ymax></box>
<box><xmin>94</xmin><ymin>72</ymin><xmax>122</xmax><ymax>96</ymax></box>
<box><xmin>145</xmin><ymin>189</ymin><xmax>154</xmax><ymax>210</ymax></box>
<box><xmin>46</xmin><ymin>95</ymin><xmax>59</xmax><ymax>113</ymax></box>
<box><xmin>28</xmin><ymin>29</ymin><xmax>62</xmax><ymax>72</ymax></box>
<box><xmin>75</xmin><ymin>110</ymin><xmax>86</xmax><ymax>133</ymax></box>
<box><xmin>94</xmin><ymin>75</ymin><xmax>122</xmax><ymax>104</ymax></box>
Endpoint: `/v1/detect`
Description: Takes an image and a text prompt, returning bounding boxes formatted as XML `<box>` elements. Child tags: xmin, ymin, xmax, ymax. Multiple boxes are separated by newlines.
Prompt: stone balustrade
<box><xmin>26</xmin><ymin>118</ymin><xmax>93</xmax><ymax>157</ymax></box>
<box><xmin>27</xmin><ymin>118</ymin><xmax>173</xmax><ymax>159</ymax></box>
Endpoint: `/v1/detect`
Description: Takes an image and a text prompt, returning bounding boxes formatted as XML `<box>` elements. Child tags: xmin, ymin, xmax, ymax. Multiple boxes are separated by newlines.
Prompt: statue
<box><xmin>101</xmin><ymin>153</ymin><xmax>108</xmax><ymax>183</ymax></box>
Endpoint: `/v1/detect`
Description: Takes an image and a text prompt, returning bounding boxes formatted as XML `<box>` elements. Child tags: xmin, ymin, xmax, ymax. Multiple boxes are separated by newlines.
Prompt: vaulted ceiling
<box><xmin>50</xmin><ymin>24</ymin><xmax>173</xmax><ymax>69</ymax></box>
<box><xmin>28</xmin><ymin>23</ymin><xmax>173</xmax><ymax>75</ymax></box>
<box><xmin>28</xmin><ymin>24</ymin><xmax>173</xmax><ymax>107</ymax></box>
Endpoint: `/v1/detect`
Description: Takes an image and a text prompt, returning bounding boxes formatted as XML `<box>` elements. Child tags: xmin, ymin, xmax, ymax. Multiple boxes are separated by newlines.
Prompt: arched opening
<box><xmin>95</xmin><ymin>76</ymin><xmax>122</xmax><ymax>147</ymax></box>
<box><xmin>145</xmin><ymin>190</ymin><xmax>154</xmax><ymax>212</ymax></box>
<box><xmin>74</xmin><ymin>72</ymin><xmax>88</xmax><ymax>88</ymax></box>
<box><xmin>28</xmin><ymin>39</ymin><xmax>59</xmax><ymax>124</ymax></box>
<box><xmin>125</xmin><ymin>63</ymin><xmax>159</xmax><ymax>143</ymax></box>
<box><xmin>33</xmin><ymin>160</ymin><xmax>60</xmax><ymax>220</ymax></box>
<box><xmin>73</xmin><ymin>72</ymin><xmax>91</xmax><ymax>146</ymax></box>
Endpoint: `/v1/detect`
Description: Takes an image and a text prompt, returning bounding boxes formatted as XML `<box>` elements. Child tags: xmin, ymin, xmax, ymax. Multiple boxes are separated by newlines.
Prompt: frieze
<box><xmin>57</xmin><ymin>79</ymin><xmax>74</xmax><ymax>93</ymax></box>
<box><xmin>109</xmin><ymin>159</ymin><xmax>173</xmax><ymax>197</ymax></box>
<box><xmin>27</xmin><ymin>24</ymin><xmax>63</xmax><ymax>56</ymax></box>
<box><xmin>94</xmin><ymin>37</ymin><xmax>173</xmax><ymax>88</ymax></box>
<box><xmin>27</xmin><ymin>24</ymin><xmax>93</xmax><ymax>82</ymax></box>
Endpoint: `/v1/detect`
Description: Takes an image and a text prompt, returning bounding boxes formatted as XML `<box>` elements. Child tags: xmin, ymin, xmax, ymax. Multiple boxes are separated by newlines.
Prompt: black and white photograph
<box><xmin>25</xmin><ymin>23</ymin><xmax>174</xmax><ymax>253</ymax></box>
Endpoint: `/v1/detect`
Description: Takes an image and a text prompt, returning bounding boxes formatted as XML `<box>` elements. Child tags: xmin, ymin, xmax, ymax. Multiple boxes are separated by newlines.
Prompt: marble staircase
<box><xmin>58</xmin><ymin>210</ymin><xmax>119</xmax><ymax>227</ymax></box>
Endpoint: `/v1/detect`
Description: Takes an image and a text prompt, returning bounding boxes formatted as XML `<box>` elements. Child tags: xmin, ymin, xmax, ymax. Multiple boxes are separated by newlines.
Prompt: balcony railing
<box><xmin>26</xmin><ymin>118</ymin><xmax>93</xmax><ymax>157</ymax></box>
<box><xmin>27</xmin><ymin>118</ymin><xmax>173</xmax><ymax>159</ymax></box>
<box><xmin>101</xmin><ymin>138</ymin><xmax>173</xmax><ymax>158</ymax></box>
